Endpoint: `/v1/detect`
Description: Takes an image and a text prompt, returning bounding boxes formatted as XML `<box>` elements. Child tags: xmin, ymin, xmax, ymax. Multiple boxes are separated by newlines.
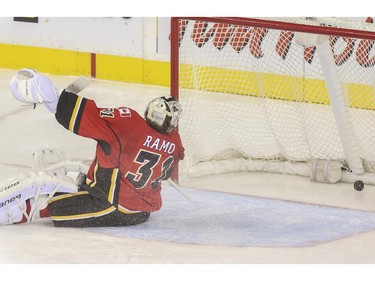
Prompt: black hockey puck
<box><xmin>354</xmin><ymin>180</ymin><xmax>364</xmax><ymax>191</ymax></box>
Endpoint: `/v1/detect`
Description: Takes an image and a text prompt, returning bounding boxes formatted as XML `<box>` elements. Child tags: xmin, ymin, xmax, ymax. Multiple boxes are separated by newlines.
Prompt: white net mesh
<box><xmin>173</xmin><ymin>17</ymin><xmax>375</xmax><ymax>182</ymax></box>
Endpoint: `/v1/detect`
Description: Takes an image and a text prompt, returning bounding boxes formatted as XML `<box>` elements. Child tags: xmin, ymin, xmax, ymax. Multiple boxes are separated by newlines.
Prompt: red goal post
<box><xmin>170</xmin><ymin>17</ymin><xmax>375</xmax><ymax>185</ymax></box>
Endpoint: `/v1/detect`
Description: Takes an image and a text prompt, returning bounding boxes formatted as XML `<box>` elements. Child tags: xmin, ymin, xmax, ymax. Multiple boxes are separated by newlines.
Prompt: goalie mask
<box><xmin>144</xmin><ymin>96</ymin><xmax>182</xmax><ymax>134</ymax></box>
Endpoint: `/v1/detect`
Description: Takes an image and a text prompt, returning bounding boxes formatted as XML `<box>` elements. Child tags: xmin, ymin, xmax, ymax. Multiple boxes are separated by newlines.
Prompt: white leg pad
<box><xmin>0</xmin><ymin>172</ymin><xmax>78</xmax><ymax>225</ymax></box>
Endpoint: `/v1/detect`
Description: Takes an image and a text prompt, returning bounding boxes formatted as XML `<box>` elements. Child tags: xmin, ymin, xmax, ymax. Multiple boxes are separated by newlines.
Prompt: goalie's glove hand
<box><xmin>9</xmin><ymin>68</ymin><xmax>59</xmax><ymax>113</ymax></box>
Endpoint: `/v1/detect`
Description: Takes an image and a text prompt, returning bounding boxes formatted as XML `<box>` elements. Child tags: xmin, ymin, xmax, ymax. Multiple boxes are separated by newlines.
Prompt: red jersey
<box><xmin>55</xmin><ymin>91</ymin><xmax>185</xmax><ymax>212</ymax></box>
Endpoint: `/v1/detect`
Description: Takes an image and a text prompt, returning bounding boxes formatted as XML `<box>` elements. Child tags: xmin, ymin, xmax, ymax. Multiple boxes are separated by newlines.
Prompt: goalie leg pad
<box><xmin>32</xmin><ymin>149</ymin><xmax>90</xmax><ymax>175</ymax></box>
<box><xmin>0</xmin><ymin>172</ymin><xmax>78</xmax><ymax>225</ymax></box>
<box><xmin>32</xmin><ymin>149</ymin><xmax>90</xmax><ymax>186</ymax></box>
<box><xmin>32</xmin><ymin>148</ymin><xmax>67</xmax><ymax>173</ymax></box>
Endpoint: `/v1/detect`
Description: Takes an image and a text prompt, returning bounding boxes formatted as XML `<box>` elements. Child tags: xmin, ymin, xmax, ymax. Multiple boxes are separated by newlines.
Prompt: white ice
<box><xmin>1</xmin><ymin>68</ymin><xmax>375</xmax><ymax>273</ymax></box>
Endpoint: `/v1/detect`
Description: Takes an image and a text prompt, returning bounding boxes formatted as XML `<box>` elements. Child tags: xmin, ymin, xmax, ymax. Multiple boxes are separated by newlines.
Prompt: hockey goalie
<box><xmin>0</xmin><ymin>68</ymin><xmax>184</xmax><ymax>227</ymax></box>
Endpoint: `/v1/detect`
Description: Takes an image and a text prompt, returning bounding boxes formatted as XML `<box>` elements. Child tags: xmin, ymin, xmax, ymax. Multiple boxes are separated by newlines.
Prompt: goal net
<box><xmin>170</xmin><ymin>17</ymin><xmax>375</xmax><ymax>185</ymax></box>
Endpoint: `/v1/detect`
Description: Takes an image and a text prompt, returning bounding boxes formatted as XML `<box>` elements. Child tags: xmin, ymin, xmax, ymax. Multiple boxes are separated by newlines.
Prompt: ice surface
<box><xmin>90</xmin><ymin>186</ymin><xmax>375</xmax><ymax>247</ymax></box>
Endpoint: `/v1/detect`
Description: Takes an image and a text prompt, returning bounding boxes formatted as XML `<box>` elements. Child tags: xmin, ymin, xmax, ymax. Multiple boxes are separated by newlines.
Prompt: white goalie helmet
<box><xmin>144</xmin><ymin>96</ymin><xmax>182</xmax><ymax>134</ymax></box>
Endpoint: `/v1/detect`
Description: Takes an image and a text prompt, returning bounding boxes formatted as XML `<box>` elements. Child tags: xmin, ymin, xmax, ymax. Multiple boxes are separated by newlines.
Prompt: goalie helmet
<box><xmin>144</xmin><ymin>96</ymin><xmax>182</xmax><ymax>134</ymax></box>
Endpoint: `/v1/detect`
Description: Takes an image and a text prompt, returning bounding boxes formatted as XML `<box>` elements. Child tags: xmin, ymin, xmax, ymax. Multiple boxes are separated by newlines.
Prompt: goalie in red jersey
<box><xmin>0</xmin><ymin>68</ymin><xmax>184</xmax><ymax>227</ymax></box>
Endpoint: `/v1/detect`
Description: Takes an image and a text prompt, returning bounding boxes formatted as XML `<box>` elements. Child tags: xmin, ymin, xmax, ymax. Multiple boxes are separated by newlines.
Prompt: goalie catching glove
<box><xmin>9</xmin><ymin>68</ymin><xmax>59</xmax><ymax>113</ymax></box>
